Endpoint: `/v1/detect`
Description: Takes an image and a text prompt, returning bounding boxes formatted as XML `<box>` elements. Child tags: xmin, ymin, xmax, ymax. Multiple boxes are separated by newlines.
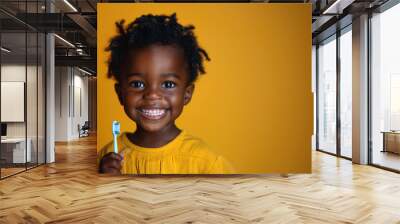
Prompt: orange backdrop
<box><xmin>97</xmin><ymin>3</ymin><xmax>312</xmax><ymax>173</ymax></box>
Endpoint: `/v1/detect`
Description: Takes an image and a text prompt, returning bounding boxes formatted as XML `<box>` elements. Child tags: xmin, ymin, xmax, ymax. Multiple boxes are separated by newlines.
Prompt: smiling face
<box><xmin>116</xmin><ymin>44</ymin><xmax>194</xmax><ymax>133</ymax></box>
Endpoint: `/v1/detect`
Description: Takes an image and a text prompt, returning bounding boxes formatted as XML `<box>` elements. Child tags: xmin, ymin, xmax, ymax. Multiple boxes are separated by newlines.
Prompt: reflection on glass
<box><xmin>340</xmin><ymin>29</ymin><xmax>352</xmax><ymax>158</ymax></box>
<box><xmin>371</xmin><ymin>3</ymin><xmax>400</xmax><ymax>171</ymax></box>
<box><xmin>318</xmin><ymin>36</ymin><xmax>337</xmax><ymax>154</ymax></box>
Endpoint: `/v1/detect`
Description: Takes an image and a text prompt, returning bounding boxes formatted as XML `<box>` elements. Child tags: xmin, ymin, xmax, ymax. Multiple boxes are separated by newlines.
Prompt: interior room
<box><xmin>0</xmin><ymin>0</ymin><xmax>399</xmax><ymax>223</ymax></box>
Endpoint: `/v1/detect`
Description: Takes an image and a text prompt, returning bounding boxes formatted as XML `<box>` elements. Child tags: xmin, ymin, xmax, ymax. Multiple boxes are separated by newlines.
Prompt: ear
<box><xmin>114</xmin><ymin>83</ymin><xmax>124</xmax><ymax>105</ymax></box>
<box><xmin>184</xmin><ymin>84</ymin><xmax>195</xmax><ymax>105</ymax></box>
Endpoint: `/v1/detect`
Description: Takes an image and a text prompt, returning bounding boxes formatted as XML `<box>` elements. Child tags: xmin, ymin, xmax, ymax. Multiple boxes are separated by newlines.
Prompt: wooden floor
<box><xmin>1</xmin><ymin>163</ymin><xmax>44</xmax><ymax>178</ymax></box>
<box><xmin>1</xmin><ymin>167</ymin><xmax>26</xmax><ymax>178</ymax></box>
<box><xmin>1</xmin><ymin>135</ymin><xmax>400</xmax><ymax>223</ymax></box>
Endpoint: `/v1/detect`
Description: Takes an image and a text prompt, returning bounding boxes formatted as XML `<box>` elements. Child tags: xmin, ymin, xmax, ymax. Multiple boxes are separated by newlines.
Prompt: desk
<box><xmin>1</xmin><ymin>138</ymin><xmax>31</xmax><ymax>163</ymax></box>
<box><xmin>382</xmin><ymin>131</ymin><xmax>400</xmax><ymax>154</ymax></box>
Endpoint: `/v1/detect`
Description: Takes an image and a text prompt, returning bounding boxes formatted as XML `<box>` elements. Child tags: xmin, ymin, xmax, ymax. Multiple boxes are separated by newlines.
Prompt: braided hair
<box><xmin>106</xmin><ymin>13</ymin><xmax>210</xmax><ymax>84</ymax></box>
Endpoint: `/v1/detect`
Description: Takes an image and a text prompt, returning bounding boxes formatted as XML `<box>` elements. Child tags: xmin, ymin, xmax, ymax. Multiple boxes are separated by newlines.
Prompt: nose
<box><xmin>143</xmin><ymin>84</ymin><xmax>162</xmax><ymax>100</ymax></box>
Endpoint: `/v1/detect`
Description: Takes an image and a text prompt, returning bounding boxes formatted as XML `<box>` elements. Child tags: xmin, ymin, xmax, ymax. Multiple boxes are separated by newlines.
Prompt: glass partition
<box><xmin>38</xmin><ymin>32</ymin><xmax>45</xmax><ymax>165</ymax></box>
<box><xmin>1</xmin><ymin>31</ymin><xmax>28</xmax><ymax>177</ymax></box>
<box><xmin>27</xmin><ymin>30</ymin><xmax>38</xmax><ymax>169</ymax></box>
<box><xmin>0</xmin><ymin>0</ymin><xmax>46</xmax><ymax>179</ymax></box>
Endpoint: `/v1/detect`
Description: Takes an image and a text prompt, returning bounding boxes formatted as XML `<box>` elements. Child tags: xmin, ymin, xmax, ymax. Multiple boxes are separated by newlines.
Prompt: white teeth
<box><xmin>141</xmin><ymin>109</ymin><xmax>166</xmax><ymax>116</ymax></box>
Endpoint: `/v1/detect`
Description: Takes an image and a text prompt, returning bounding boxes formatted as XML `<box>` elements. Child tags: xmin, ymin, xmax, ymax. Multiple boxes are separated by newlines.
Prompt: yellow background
<box><xmin>97</xmin><ymin>3</ymin><xmax>312</xmax><ymax>173</ymax></box>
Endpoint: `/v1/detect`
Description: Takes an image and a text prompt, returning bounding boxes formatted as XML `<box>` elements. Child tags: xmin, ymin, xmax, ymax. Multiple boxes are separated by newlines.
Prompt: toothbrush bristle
<box><xmin>112</xmin><ymin>121</ymin><xmax>120</xmax><ymax>135</ymax></box>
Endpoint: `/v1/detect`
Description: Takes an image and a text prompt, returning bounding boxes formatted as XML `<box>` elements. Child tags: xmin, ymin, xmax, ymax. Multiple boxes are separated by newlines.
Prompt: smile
<box><xmin>138</xmin><ymin>108</ymin><xmax>167</xmax><ymax>120</ymax></box>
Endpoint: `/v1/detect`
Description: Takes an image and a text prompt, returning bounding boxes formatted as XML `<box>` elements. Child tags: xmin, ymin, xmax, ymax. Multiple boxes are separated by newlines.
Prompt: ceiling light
<box><xmin>63</xmin><ymin>0</ymin><xmax>78</xmax><ymax>12</ymax></box>
<box><xmin>54</xmin><ymin>34</ymin><xmax>75</xmax><ymax>48</ymax></box>
<box><xmin>77</xmin><ymin>67</ymin><xmax>93</xmax><ymax>76</ymax></box>
<box><xmin>322</xmin><ymin>0</ymin><xmax>354</xmax><ymax>15</ymax></box>
<box><xmin>1</xmin><ymin>47</ymin><xmax>11</xmax><ymax>53</ymax></box>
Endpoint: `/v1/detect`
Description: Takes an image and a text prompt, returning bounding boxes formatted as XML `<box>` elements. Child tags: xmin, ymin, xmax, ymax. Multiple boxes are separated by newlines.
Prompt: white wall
<box><xmin>1</xmin><ymin>65</ymin><xmax>25</xmax><ymax>132</ymax></box>
<box><xmin>73</xmin><ymin>72</ymin><xmax>89</xmax><ymax>138</ymax></box>
<box><xmin>1</xmin><ymin>64</ymin><xmax>38</xmax><ymax>137</ymax></box>
<box><xmin>1</xmin><ymin>63</ymin><xmax>46</xmax><ymax>164</ymax></box>
<box><xmin>54</xmin><ymin>67</ymin><xmax>89</xmax><ymax>141</ymax></box>
<box><xmin>55</xmin><ymin>67</ymin><xmax>69</xmax><ymax>141</ymax></box>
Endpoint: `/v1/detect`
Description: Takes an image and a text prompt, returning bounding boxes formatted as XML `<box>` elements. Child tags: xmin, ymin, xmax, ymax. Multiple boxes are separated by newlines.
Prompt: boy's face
<box><xmin>116</xmin><ymin>44</ymin><xmax>194</xmax><ymax>133</ymax></box>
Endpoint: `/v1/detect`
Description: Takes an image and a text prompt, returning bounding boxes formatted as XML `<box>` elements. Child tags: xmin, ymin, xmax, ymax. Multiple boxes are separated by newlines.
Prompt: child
<box><xmin>98</xmin><ymin>13</ymin><xmax>233</xmax><ymax>174</ymax></box>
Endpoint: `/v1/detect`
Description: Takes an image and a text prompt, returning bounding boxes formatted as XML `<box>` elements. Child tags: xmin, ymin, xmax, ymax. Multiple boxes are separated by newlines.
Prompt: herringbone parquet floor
<box><xmin>1</xmin><ymin>134</ymin><xmax>400</xmax><ymax>223</ymax></box>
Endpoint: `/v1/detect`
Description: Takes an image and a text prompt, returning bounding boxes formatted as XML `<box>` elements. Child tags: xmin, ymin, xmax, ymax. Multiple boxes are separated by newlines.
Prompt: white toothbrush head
<box><xmin>112</xmin><ymin>120</ymin><xmax>120</xmax><ymax>135</ymax></box>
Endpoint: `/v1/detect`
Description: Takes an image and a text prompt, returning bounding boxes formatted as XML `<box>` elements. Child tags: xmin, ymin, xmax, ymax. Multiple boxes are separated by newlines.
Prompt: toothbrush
<box><xmin>112</xmin><ymin>121</ymin><xmax>120</xmax><ymax>153</ymax></box>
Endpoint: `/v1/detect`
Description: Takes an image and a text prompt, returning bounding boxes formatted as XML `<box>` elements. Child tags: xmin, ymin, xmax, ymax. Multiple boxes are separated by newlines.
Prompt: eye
<box><xmin>161</xmin><ymin>81</ymin><xmax>176</xmax><ymax>89</ymax></box>
<box><xmin>129</xmin><ymin>80</ymin><xmax>145</xmax><ymax>89</ymax></box>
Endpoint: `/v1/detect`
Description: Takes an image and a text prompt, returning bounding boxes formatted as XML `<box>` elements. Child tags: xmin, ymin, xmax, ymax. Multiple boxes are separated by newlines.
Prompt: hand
<box><xmin>99</xmin><ymin>152</ymin><xmax>123</xmax><ymax>174</ymax></box>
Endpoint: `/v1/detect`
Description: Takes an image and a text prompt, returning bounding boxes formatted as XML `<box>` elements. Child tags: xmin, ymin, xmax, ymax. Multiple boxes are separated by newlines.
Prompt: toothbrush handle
<box><xmin>113</xmin><ymin>134</ymin><xmax>118</xmax><ymax>153</ymax></box>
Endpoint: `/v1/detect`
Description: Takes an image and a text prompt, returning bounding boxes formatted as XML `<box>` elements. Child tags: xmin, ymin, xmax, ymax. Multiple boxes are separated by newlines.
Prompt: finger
<box><xmin>102</xmin><ymin>167</ymin><xmax>121</xmax><ymax>174</ymax></box>
<box><xmin>103</xmin><ymin>157</ymin><xmax>122</xmax><ymax>169</ymax></box>
<box><xmin>119</xmin><ymin>151</ymin><xmax>125</xmax><ymax>160</ymax></box>
<box><xmin>110</xmin><ymin>159</ymin><xmax>122</xmax><ymax>170</ymax></box>
<box><xmin>108</xmin><ymin>152</ymin><xmax>123</xmax><ymax>161</ymax></box>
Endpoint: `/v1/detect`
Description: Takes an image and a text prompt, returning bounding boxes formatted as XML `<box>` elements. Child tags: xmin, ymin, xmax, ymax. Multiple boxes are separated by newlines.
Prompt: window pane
<box><xmin>318</xmin><ymin>36</ymin><xmax>337</xmax><ymax>154</ymax></box>
<box><xmin>371</xmin><ymin>3</ymin><xmax>400</xmax><ymax>171</ymax></box>
<box><xmin>312</xmin><ymin>45</ymin><xmax>317</xmax><ymax>150</ymax></box>
<box><xmin>340</xmin><ymin>29</ymin><xmax>352</xmax><ymax>158</ymax></box>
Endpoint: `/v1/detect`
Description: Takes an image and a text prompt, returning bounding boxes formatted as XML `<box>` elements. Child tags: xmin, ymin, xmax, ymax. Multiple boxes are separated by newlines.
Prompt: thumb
<box><xmin>119</xmin><ymin>150</ymin><xmax>125</xmax><ymax>160</ymax></box>
<box><xmin>119</xmin><ymin>150</ymin><xmax>125</xmax><ymax>169</ymax></box>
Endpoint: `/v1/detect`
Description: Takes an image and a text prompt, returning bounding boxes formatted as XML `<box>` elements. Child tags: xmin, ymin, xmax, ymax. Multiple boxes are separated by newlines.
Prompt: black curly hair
<box><xmin>106</xmin><ymin>13</ymin><xmax>210</xmax><ymax>84</ymax></box>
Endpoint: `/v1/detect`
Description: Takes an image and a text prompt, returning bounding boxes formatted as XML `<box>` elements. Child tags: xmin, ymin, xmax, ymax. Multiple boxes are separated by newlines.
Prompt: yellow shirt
<box><xmin>98</xmin><ymin>130</ymin><xmax>234</xmax><ymax>174</ymax></box>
